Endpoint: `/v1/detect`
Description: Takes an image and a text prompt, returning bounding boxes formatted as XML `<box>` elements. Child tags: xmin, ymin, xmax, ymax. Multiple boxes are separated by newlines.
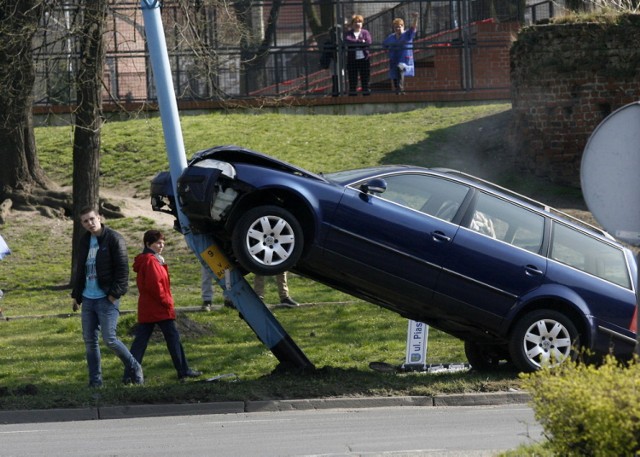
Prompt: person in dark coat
<box><xmin>128</xmin><ymin>230</ymin><xmax>202</xmax><ymax>382</ymax></box>
<box><xmin>320</xmin><ymin>27</ymin><xmax>340</xmax><ymax>96</ymax></box>
<box><xmin>72</xmin><ymin>206</ymin><xmax>143</xmax><ymax>387</ymax></box>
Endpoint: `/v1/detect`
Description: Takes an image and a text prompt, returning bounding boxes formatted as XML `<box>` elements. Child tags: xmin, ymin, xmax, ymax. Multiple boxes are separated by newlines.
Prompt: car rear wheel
<box><xmin>232</xmin><ymin>205</ymin><xmax>304</xmax><ymax>276</ymax></box>
<box><xmin>508</xmin><ymin>309</ymin><xmax>579</xmax><ymax>372</ymax></box>
<box><xmin>464</xmin><ymin>340</ymin><xmax>502</xmax><ymax>371</ymax></box>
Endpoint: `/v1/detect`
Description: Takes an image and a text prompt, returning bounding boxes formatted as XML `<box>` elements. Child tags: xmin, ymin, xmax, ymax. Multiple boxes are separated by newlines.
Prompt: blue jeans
<box><xmin>81</xmin><ymin>296</ymin><xmax>137</xmax><ymax>386</ymax></box>
<box><xmin>130</xmin><ymin>320</ymin><xmax>190</xmax><ymax>378</ymax></box>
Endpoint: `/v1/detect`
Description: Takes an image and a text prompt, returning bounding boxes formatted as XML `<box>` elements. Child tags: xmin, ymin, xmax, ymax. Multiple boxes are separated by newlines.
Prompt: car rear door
<box><xmin>322</xmin><ymin>173</ymin><xmax>471</xmax><ymax>313</ymax></box>
<box><xmin>435</xmin><ymin>192</ymin><xmax>548</xmax><ymax>331</ymax></box>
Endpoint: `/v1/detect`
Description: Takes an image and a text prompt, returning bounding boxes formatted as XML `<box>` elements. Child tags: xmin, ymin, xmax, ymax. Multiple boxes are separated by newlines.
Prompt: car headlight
<box><xmin>211</xmin><ymin>187</ymin><xmax>238</xmax><ymax>221</ymax></box>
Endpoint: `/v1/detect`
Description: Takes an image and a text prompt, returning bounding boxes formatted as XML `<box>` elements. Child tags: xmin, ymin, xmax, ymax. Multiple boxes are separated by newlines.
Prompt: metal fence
<box><xmin>524</xmin><ymin>0</ymin><xmax>561</xmax><ymax>23</ymax></box>
<box><xmin>33</xmin><ymin>0</ymin><xmax>553</xmax><ymax>107</ymax></box>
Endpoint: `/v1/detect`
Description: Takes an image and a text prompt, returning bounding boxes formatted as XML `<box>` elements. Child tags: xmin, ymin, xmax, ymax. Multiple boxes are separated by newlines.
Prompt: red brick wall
<box><xmin>408</xmin><ymin>20</ymin><xmax>515</xmax><ymax>92</ymax></box>
<box><xmin>472</xmin><ymin>21</ymin><xmax>516</xmax><ymax>88</ymax></box>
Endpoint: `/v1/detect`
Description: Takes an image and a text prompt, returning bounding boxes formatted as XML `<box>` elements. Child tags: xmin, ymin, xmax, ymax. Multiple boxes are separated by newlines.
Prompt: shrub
<box><xmin>521</xmin><ymin>355</ymin><xmax>640</xmax><ymax>456</ymax></box>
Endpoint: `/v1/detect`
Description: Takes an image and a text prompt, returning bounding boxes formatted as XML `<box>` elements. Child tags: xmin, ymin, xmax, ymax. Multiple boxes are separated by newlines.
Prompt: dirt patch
<box><xmin>98</xmin><ymin>189</ymin><xmax>176</xmax><ymax>228</ymax></box>
<box><xmin>126</xmin><ymin>315</ymin><xmax>214</xmax><ymax>341</ymax></box>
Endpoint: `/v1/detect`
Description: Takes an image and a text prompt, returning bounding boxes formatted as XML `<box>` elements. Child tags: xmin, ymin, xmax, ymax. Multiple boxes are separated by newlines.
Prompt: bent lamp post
<box><xmin>140</xmin><ymin>0</ymin><xmax>313</xmax><ymax>370</ymax></box>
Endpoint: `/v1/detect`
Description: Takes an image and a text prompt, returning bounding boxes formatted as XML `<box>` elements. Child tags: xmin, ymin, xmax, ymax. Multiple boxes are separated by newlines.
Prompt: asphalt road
<box><xmin>0</xmin><ymin>403</ymin><xmax>542</xmax><ymax>456</ymax></box>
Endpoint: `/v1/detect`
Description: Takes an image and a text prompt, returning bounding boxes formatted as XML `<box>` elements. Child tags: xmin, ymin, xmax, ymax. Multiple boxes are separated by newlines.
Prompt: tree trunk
<box><xmin>234</xmin><ymin>0</ymin><xmax>283</xmax><ymax>94</ymax></box>
<box><xmin>71</xmin><ymin>0</ymin><xmax>108</xmax><ymax>285</ymax></box>
<box><xmin>304</xmin><ymin>0</ymin><xmax>335</xmax><ymax>38</ymax></box>
<box><xmin>0</xmin><ymin>1</ymin><xmax>50</xmax><ymax>203</ymax></box>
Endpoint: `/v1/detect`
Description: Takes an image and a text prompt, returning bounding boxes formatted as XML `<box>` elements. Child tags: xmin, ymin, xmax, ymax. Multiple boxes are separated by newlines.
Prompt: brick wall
<box><xmin>472</xmin><ymin>21</ymin><xmax>516</xmax><ymax>88</ymax></box>
<box><xmin>510</xmin><ymin>15</ymin><xmax>640</xmax><ymax>187</ymax></box>
<box><xmin>407</xmin><ymin>20</ymin><xmax>516</xmax><ymax>92</ymax></box>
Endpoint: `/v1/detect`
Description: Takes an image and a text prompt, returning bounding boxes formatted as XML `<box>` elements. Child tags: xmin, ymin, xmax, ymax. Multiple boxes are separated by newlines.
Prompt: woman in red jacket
<box><xmin>127</xmin><ymin>230</ymin><xmax>202</xmax><ymax>382</ymax></box>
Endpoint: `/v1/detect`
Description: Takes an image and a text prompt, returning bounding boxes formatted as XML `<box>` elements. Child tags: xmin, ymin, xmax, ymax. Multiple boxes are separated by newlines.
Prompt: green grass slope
<box><xmin>0</xmin><ymin>103</ymin><xmax>557</xmax><ymax>409</ymax></box>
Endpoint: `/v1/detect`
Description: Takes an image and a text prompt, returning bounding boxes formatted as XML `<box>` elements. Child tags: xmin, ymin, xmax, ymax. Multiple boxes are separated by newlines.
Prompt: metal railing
<box><xmin>32</xmin><ymin>0</ymin><xmax>544</xmax><ymax>107</ymax></box>
<box><xmin>524</xmin><ymin>0</ymin><xmax>558</xmax><ymax>24</ymax></box>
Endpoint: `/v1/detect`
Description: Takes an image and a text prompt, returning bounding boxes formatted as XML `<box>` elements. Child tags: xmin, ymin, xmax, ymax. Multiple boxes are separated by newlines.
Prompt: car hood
<box><xmin>188</xmin><ymin>145</ymin><xmax>328</xmax><ymax>182</ymax></box>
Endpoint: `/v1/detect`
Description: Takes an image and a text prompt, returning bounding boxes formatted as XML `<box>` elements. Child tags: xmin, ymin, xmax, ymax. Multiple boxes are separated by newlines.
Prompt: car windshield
<box><xmin>323</xmin><ymin>167</ymin><xmax>402</xmax><ymax>185</ymax></box>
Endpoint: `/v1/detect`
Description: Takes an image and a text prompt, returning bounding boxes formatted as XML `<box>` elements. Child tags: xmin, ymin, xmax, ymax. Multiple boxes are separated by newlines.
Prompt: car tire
<box><xmin>464</xmin><ymin>340</ymin><xmax>501</xmax><ymax>371</ymax></box>
<box><xmin>232</xmin><ymin>205</ymin><xmax>304</xmax><ymax>276</ymax></box>
<box><xmin>508</xmin><ymin>309</ymin><xmax>579</xmax><ymax>373</ymax></box>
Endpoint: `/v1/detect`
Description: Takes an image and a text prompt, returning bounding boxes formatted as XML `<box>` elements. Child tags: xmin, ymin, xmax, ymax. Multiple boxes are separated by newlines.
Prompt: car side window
<box><xmin>375</xmin><ymin>174</ymin><xmax>469</xmax><ymax>222</ymax></box>
<box><xmin>468</xmin><ymin>193</ymin><xmax>544</xmax><ymax>253</ymax></box>
<box><xmin>551</xmin><ymin>223</ymin><xmax>631</xmax><ymax>289</ymax></box>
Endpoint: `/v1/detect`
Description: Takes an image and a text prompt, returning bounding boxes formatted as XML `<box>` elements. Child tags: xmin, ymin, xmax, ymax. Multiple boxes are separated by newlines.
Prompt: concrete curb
<box><xmin>245</xmin><ymin>395</ymin><xmax>435</xmax><ymax>413</ymax></box>
<box><xmin>0</xmin><ymin>407</ymin><xmax>99</xmax><ymax>424</ymax></box>
<box><xmin>0</xmin><ymin>391</ymin><xmax>530</xmax><ymax>425</ymax></box>
<box><xmin>433</xmin><ymin>391</ymin><xmax>531</xmax><ymax>407</ymax></box>
<box><xmin>98</xmin><ymin>401</ymin><xmax>245</xmax><ymax>420</ymax></box>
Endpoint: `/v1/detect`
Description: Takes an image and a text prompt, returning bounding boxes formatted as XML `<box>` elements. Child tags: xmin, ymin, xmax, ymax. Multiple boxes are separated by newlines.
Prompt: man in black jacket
<box><xmin>72</xmin><ymin>206</ymin><xmax>143</xmax><ymax>387</ymax></box>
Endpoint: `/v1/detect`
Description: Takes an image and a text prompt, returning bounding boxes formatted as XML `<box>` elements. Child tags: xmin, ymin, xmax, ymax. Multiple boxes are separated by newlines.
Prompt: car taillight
<box><xmin>630</xmin><ymin>304</ymin><xmax>638</xmax><ymax>333</ymax></box>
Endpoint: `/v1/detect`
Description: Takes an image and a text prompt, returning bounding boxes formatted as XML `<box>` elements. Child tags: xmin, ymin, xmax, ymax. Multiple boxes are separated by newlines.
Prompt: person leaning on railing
<box><xmin>383</xmin><ymin>12</ymin><xmax>419</xmax><ymax>95</ymax></box>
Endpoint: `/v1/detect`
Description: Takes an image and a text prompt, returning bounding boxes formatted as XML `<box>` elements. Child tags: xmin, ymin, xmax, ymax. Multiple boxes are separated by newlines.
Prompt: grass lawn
<box><xmin>0</xmin><ymin>102</ymin><xmax>555</xmax><ymax>410</ymax></box>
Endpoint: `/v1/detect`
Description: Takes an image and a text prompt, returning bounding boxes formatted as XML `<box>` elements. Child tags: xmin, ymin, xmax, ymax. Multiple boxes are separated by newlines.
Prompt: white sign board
<box><xmin>581</xmin><ymin>102</ymin><xmax>640</xmax><ymax>245</ymax></box>
<box><xmin>403</xmin><ymin>320</ymin><xmax>428</xmax><ymax>370</ymax></box>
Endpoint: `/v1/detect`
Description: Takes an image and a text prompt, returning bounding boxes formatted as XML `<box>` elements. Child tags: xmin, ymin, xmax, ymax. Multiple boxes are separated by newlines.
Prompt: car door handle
<box><xmin>524</xmin><ymin>265</ymin><xmax>544</xmax><ymax>276</ymax></box>
<box><xmin>431</xmin><ymin>231</ymin><xmax>452</xmax><ymax>243</ymax></box>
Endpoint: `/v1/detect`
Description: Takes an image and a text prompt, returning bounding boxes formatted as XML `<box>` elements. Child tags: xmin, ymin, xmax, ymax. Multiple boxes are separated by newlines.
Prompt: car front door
<box><xmin>322</xmin><ymin>173</ymin><xmax>471</xmax><ymax>317</ymax></box>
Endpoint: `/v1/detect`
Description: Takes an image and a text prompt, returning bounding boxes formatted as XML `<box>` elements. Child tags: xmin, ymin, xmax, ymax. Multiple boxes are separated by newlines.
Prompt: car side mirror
<box><xmin>360</xmin><ymin>178</ymin><xmax>387</xmax><ymax>195</ymax></box>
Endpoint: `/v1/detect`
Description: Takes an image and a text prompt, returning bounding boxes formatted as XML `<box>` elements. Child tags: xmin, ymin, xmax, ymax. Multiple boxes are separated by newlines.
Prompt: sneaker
<box><xmin>179</xmin><ymin>369</ymin><xmax>203</xmax><ymax>382</ymax></box>
<box><xmin>128</xmin><ymin>361</ymin><xmax>144</xmax><ymax>385</ymax></box>
<box><xmin>201</xmin><ymin>300</ymin><xmax>212</xmax><ymax>312</ymax></box>
<box><xmin>223</xmin><ymin>299</ymin><xmax>235</xmax><ymax>309</ymax></box>
<box><xmin>279</xmin><ymin>297</ymin><xmax>299</xmax><ymax>307</ymax></box>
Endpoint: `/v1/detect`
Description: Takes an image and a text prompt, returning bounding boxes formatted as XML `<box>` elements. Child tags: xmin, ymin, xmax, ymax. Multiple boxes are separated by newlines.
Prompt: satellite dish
<box><xmin>581</xmin><ymin>102</ymin><xmax>640</xmax><ymax>246</ymax></box>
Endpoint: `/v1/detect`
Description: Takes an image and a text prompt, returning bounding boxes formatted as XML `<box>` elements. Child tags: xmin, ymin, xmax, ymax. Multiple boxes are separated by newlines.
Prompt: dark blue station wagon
<box><xmin>152</xmin><ymin>146</ymin><xmax>638</xmax><ymax>372</ymax></box>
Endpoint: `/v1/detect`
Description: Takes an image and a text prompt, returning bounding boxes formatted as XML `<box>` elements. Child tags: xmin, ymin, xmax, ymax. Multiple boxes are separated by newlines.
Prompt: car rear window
<box><xmin>550</xmin><ymin>223</ymin><xmax>632</xmax><ymax>289</ymax></box>
<box><xmin>469</xmin><ymin>193</ymin><xmax>545</xmax><ymax>254</ymax></box>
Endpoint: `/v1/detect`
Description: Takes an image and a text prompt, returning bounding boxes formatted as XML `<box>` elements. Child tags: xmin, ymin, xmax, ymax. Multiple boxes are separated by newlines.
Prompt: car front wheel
<box><xmin>508</xmin><ymin>309</ymin><xmax>579</xmax><ymax>372</ymax></box>
<box><xmin>232</xmin><ymin>205</ymin><xmax>304</xmax><ymax>276</ymax></box>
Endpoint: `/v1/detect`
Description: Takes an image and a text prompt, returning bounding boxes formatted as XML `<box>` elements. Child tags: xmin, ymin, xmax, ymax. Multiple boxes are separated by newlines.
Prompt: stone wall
<box><xmin>510</xmin><ymin>14</ymin><xmax>640</xmax><ymax>187</ymax></box>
